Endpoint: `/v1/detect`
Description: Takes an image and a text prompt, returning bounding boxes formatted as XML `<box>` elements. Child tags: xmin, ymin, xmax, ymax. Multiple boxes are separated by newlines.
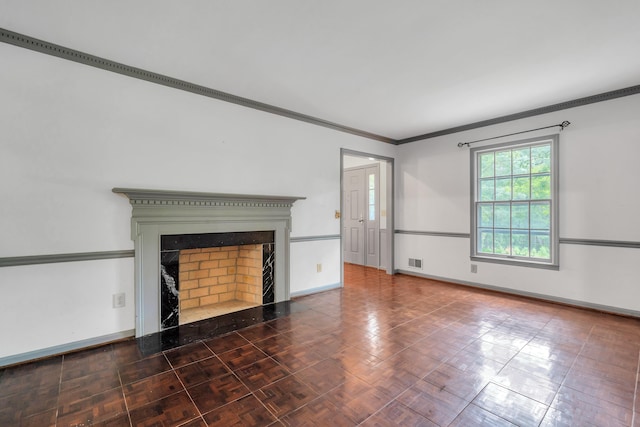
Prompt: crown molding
<box><xmin>396</xmin><ymin>85</ymin><xmax>640</xmax><ymax>144</ymax></box>
<box><xmin>0</xmin><ymin>27</ymin><xmax>394</xmax><ymax>144</ymax></box>
<box><xmin>2</xmin><ymin>27</ymin><xmax>639</xmax><ymax>146</ymax></box>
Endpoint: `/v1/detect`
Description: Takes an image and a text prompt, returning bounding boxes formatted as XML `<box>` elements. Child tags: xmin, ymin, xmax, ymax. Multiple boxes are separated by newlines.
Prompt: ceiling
<box><xmin>2</xmin><ymin>1</ymin><xmax>640</xmax><ymax>142</ymax></box>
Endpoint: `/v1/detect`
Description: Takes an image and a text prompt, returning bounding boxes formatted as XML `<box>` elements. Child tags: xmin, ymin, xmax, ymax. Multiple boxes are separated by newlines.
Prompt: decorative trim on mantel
<box><xmin>112</xmin><ymin>188</ymin><xmax>304</xmax><ymax>208</ymax></box>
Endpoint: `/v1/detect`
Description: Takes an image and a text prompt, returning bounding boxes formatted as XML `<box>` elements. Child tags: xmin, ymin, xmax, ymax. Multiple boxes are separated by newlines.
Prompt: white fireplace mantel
<box><xmin>113</xmin><ymin>188</ymin><xmax>305</xmax><ymax>337</ymax></box>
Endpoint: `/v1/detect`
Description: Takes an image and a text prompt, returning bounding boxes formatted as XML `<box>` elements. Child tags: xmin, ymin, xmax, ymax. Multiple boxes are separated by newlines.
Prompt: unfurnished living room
<box><xmin>1</xmin><ymin>2</ymin><xmax>640</xmax><ymax>426</ymax></box>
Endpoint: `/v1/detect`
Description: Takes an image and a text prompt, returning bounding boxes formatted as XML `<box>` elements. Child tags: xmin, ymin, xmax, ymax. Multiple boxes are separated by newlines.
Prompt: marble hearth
<box><xmin>113</xmin><ymin>188</ymin><xmax>304</xmax><ymax>337</ymax></box>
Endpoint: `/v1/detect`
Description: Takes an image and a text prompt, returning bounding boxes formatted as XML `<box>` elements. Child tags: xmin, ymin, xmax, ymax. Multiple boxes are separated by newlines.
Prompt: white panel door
<box><xmin>344</xmin><ymin>165</ymin><xmax>380</xmax><ymax>267</ymax></box>
<box><xmin>344</xmin><ymin>168</ymin><xmax>365</xmax><ymax>265</ymax></box>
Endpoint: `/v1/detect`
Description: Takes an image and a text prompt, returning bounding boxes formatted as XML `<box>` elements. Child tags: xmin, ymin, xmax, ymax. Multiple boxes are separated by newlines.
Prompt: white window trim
<box><xmin>470</xmin><ymin>134</ymin><xmax>560</xmax><ymax>270</ymax></box>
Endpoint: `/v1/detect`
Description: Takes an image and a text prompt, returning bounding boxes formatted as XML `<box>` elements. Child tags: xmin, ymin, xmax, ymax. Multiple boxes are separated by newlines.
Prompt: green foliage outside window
<box><xmin>476</xmin><ymin>142</ymin><xmax>552</xmax><ymax>261</ymax></box>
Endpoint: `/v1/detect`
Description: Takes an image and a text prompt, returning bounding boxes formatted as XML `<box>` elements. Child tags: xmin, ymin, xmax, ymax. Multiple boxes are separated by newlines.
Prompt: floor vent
<box><xmin>408</xmin><ymin>258</ymin><xmax>422</xmax><ymax>269</ymax></box>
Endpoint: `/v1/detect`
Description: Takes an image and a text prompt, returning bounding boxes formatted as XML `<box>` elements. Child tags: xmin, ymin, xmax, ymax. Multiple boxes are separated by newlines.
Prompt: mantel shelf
<box><xmin>113</xmin><ymin>188</ymin><xmax>306</xmax><ymax>207</ymax></box>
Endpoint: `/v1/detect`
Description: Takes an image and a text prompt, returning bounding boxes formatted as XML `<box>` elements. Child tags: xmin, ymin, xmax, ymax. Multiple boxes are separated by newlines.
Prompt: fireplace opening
<box><xmin>160</xmin><ymin>231</ymin><xmax>275</xmax><ymax>329</ymax></box>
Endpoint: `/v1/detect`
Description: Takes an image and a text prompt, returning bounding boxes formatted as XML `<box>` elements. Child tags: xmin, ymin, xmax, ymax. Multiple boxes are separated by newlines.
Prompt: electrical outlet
<box><xmin>316</xmin><ymin>263</ymin><xmax>322</xmax><ymax>273</ymax></box>
<box><xmin>113</xmin><ymin>293</ymin><xmax>126</xmax><ymax>308</ymax></box>
<box><xmin>470</xmin><ymin>264</ymin><xmax>478</xmax><ymax>273</ymax></box>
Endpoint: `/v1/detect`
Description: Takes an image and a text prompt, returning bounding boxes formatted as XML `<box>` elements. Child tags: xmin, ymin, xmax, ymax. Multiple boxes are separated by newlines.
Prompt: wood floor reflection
<box><xmin>2</xmin><ymin>263</ymin><xmax>639</xmax><ymax>426</ymax></box>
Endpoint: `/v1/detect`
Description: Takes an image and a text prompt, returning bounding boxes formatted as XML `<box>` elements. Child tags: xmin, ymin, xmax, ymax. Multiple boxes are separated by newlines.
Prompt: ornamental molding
<box><xmin>0</xmin><ymin>27</ymin><xmax>392</xmax><ymax>144</ymax></box>
<box><xmin>4</xmin><ymin>27</ymin><xmax>639</xmax><ymax>146</ymax></box>
<box><xmin>112</xmin><ymin>188</ymin><xmax>305</xmax><ymax>209</ymax></box>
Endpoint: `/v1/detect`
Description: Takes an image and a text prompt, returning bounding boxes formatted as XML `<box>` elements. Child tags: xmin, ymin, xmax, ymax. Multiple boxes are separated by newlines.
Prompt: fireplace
<box><xmin>160</xmin><ymin>231</ymin><xmax>275</xmax><ymax>329</ymax></box>
<box><xmin>113</xmin><ymin>188</ymin><xmax>304</xmax><ymax>337</ymax></box>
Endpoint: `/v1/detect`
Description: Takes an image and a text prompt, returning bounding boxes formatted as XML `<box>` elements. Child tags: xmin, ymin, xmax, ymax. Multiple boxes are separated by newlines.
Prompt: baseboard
<box><xmin>396</xmin><ymin>269</ymin><xmax>640</xmax><ymax>319</ymax></box>
<box><xmin>291</xmin><ymin>282</ymin><xmax>342</xmax><ymax>298</ymax></box>
<box><xmin>0</xmin><ymin>329</ymin><xmax>135</xmax><ymax>368</ymax></box>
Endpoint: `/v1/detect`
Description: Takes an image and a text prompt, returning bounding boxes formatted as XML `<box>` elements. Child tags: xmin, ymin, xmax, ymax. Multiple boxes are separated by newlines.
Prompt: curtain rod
<box><xmin>457</xmin><ymin>121</ymin><xmax>570</xmax><ymax>148</ymax></box>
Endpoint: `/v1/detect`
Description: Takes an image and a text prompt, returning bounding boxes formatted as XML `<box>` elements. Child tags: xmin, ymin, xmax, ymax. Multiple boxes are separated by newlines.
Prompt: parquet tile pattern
<box><xmin>2</xmin><ymin>264</ymin><xmax>640</xmax><ymax>426</ymax></box>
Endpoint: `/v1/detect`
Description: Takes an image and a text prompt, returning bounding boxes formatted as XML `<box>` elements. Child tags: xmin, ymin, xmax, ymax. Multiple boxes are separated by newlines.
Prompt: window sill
<box><xmin>471</xmin><ymin>256</ymin><xmax>559</xmax><ymax>271</ymax></box>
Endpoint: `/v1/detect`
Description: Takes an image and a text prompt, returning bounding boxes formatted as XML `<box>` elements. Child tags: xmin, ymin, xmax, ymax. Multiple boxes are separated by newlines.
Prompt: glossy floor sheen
<box><xmin>2</xmin><ymin>265</ymin><xmax>640</xmax><ymax>426</ymax></box>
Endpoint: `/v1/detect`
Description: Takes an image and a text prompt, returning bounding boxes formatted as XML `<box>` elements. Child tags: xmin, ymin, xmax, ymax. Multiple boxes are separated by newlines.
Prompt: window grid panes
<box><xmin>474</xmin><ymin>140</ymin><xmax>554</xmax><ymax>263</ymax></box>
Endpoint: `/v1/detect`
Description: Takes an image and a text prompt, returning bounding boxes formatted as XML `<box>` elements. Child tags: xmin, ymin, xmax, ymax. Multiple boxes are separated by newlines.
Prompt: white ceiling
<box><xmin>2</xmin><ymin>1</ymin><xmax>640</xmax><ymax>141</ymax></box>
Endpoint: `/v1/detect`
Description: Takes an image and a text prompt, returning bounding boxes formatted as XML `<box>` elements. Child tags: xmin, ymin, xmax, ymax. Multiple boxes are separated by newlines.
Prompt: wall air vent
<box><xmin>408</xmin><ymin>258</ymin><xmax>423</xmax><ymax>269</ymax></box>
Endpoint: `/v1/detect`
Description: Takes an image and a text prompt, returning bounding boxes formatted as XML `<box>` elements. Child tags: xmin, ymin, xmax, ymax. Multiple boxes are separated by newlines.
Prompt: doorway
<box><xmin>343</xmin><ymin>164</ymin><xmax>379</xmax><ymax>267</ymax></box>
<box><xmin>341</xmin><ymin>149</ymin><xmax>394</xmax><ymax>276</ymax></box>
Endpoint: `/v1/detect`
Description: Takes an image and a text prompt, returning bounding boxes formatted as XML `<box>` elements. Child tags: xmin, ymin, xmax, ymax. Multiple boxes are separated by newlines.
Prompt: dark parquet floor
<box><xmin>2</xmin><ymin>264</ymin><xmax>640</xmax><ymax>426</ymax></box>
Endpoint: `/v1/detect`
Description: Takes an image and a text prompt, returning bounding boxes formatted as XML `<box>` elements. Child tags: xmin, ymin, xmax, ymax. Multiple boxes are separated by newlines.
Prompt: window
<box><xmin>368</xmin><ymin>173</ymin><xmax>376</xmax><ymax>221</ymax></box>
<box><xmin>471</xmin><ymin>134</ymin><xmax>559</xmax><ymax>269</ymax></box>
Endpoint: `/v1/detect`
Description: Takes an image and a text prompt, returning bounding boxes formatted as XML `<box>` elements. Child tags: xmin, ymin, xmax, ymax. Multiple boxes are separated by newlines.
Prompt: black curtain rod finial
<box><xmin>560</xmin><ymin>120</ymin><xmax>571</xmax><ymax>130</ymax></box>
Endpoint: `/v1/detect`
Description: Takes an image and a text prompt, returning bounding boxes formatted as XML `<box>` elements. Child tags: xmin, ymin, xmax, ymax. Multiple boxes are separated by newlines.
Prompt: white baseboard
<box><xmin>396</xmin><ymin>269</ymin><xmax>640</xmax><ymax>318</ymax></box>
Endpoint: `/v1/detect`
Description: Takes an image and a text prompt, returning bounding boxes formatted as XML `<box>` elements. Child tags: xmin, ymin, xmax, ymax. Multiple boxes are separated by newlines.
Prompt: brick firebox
<box><xmin>179</xmin><ymin>244</ymin><xmax>263</xmax><ymax>311</ymax></box>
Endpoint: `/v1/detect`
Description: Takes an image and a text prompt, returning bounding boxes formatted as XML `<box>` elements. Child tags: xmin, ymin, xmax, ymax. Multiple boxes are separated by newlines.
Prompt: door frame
<box><xmin>340</xmin><ymin>148</ymin><xmax>395</xmax><ymax>281</ymax></box>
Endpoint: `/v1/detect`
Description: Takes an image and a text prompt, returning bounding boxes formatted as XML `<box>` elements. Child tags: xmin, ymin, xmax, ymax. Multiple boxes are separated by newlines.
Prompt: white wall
<box><xmin>0</xmin><ymin>42</ymin><xmax>395</xmax><ymax>360</ymax></box>
<box><xmin>0</xmin><ymin>259</ymin><xmax>135</xmax><ymax>349</ymax></box>
<box><xmin>395</xmin><ymin>94</ymin><xmax>640</xmax><ymax>313</ymax></box>
<box><xmin>290</xmin><ymin>239</ymin><xmax>342</xmax><ymax>296</ymax></box>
